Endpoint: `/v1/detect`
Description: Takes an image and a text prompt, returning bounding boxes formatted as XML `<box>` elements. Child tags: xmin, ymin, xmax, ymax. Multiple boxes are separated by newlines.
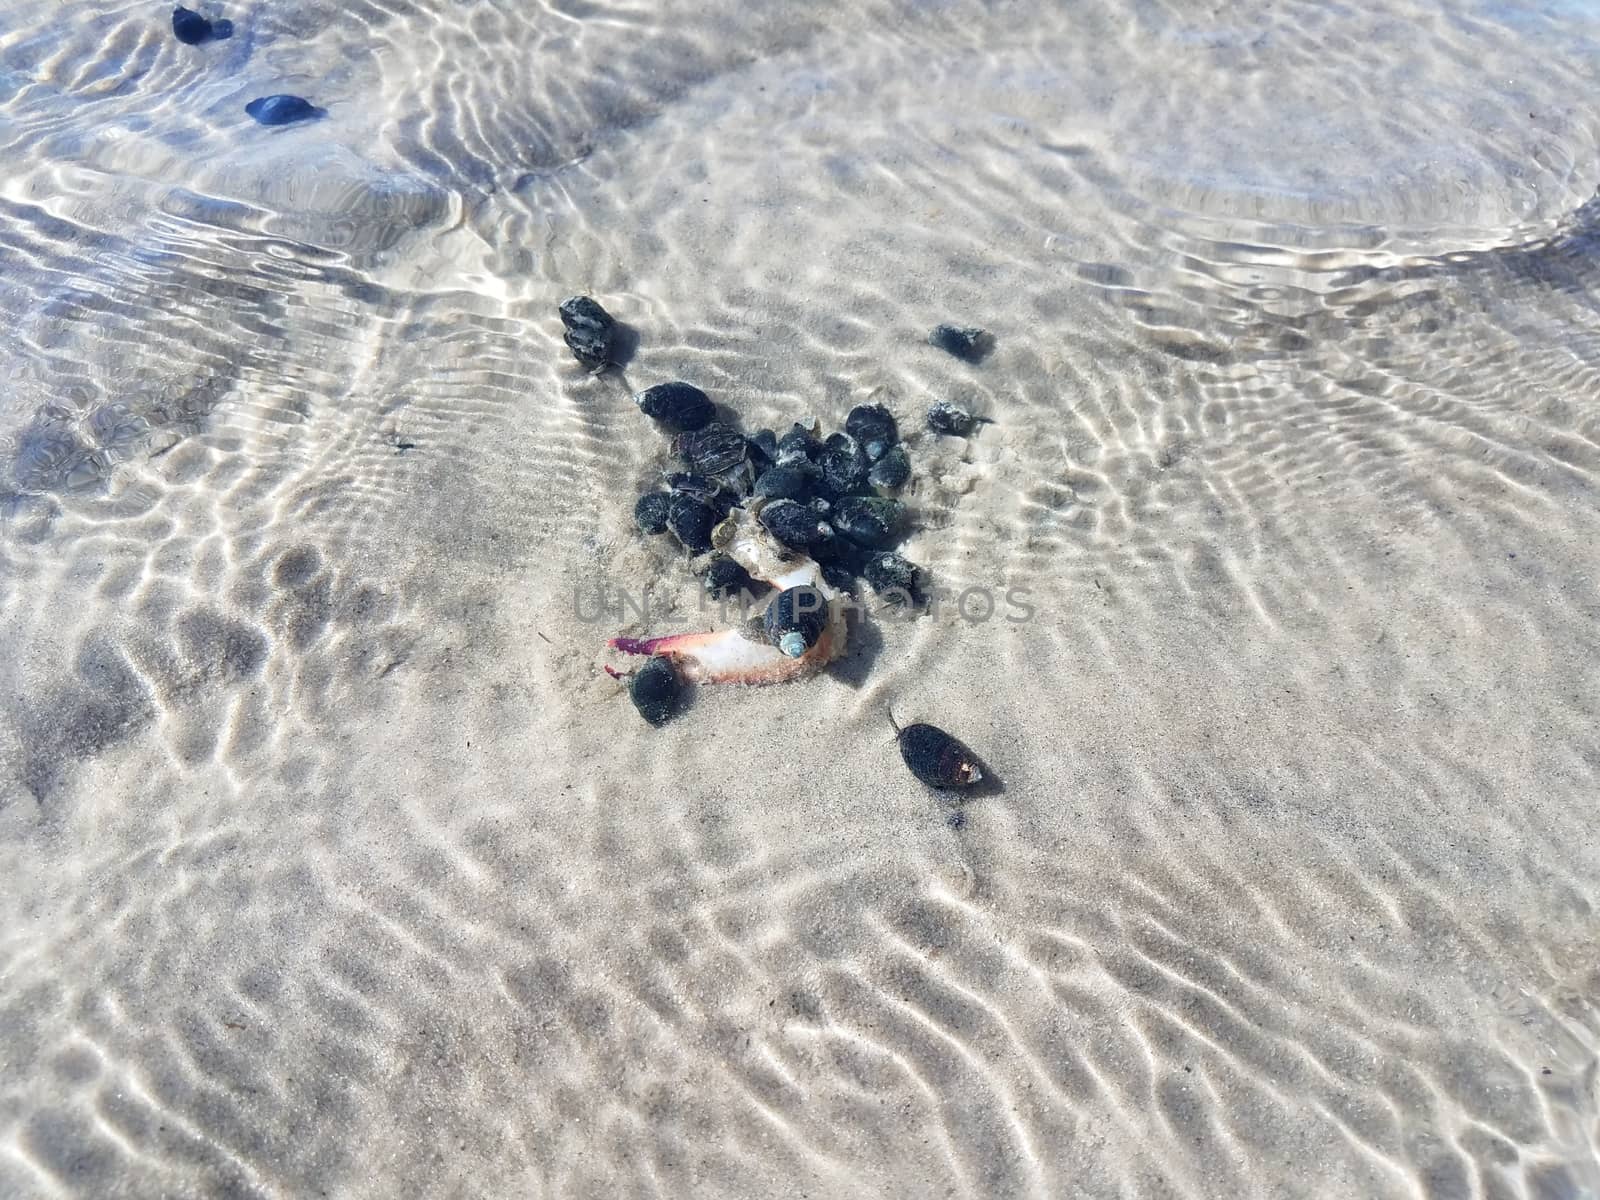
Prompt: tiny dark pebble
<box><xmin>862</xmin><ymin>551</ymin><xmax>922</xmax><ymax>603</ymax></box>
<box><xmin>557</xmin><ymin>295</ymin><xmax>615</xmax><ymax>369</ymax></box>
<box><xmin>929</xmin><ymin>324</ymin><xmax>993</xmax><ymax>363</ymax></box>
<box><xmin>633</xmin><ymin>492</ymin><xmax>671</xmax><ymax>535</ymax></box>
<box><xmin>927</xmin><ymin>399</ymin><xmax>978</xmax><ymax>437</ymax></box>
<box><xmin>897</xmin><ymin>721</ymin><xmax>983</xmax><ymax>789</ymax></box>
<box><xmin>173</xmin><ymin>5</ymin><xmax>232</xmax><ymax>43</ymax></box>
<box><xmin>629</xmin><ymin>657</ymin><xmax>680</xmax><ymax>726</ymax></box>
<box><xmin>869</xmin><ymin>444</ymin><xmax>911</xmax><ymax>492</ymax></box>
<box><xmin>675</xmin><ymin>422</ymin><xmax>748</xmax><ymax>477</ymax></box>
<box><xmin>758</xmin><ymin>498</ymin><xmax>833</xmax><ymax>551</ymax></box>
<box><xmin>753</xmin><ymin>465</ymin><xmax>812</xmax><ymax>501</ymax></box>
<box><xmin>832</xmin><ymin>495</ymin><xmax>903</xmax><ymax>548</ymax></box>
<box><xmin>818</xmin><ymin>432</ymin><xmax>870</xmax><ymax>497</ymax></box>
<box><xmin>845</xmin><ymin>404</ymin><xmax>898</xmax><ymax>461</ymax></box>
<box><xmin>636</xmin><ymin>382</ymin><xmax>714</xmax><ymax>432</ymax></box>
<box><xmin>666</xmin><ymin>494</ymin><xmax>719</xmax><ymax>553</ymax></box>
<box><xmin>245</xmin><ymin>95</ymin><xmax>325</xmax><ymax>127</ymax></box>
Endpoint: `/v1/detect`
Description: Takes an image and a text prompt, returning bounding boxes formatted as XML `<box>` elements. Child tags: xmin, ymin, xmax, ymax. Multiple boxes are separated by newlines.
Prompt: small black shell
<box><xmin>173</xmin><ymin>5</ymin><xmax>231</xmax><ymax>43</ymax></box>
<box><xmin>758</xmin><ymin>498</ymin><xmax>833</xmax><ymax>550</ymax></box>
<box><xmin>666</xmin><ymin>494</ymin><xmax>719</xmax><ymax>553</ymax></box>
<box><xmin>927</xmin><ymin>400</ymin><xmax>978</xmax><ymax>437</ymax></box>
<box><xmin>869</xmin><ymin>444</ymin><xmax>911</xmax><ymax>492</ymax></box>
<box><xmin>245</xmin><ymin>95</ymin><xmax>325</xmax><ymax>127</ymax></box>
<box><xmin>897</xmin><ymin>722</ymin><xmax>983</xmax><ymax>789</ymax></box>
<box><xmin>748</xmin><ymin>429</ymin><xmax>779</xmax><ymax>469</ymax></box>
<box><xmin>820</xmin><ymin>562</ymin><xmax>859</xmax><ymax>595</ymax></box>
<box><xmin>818</xmin><ymin>432</ymin><xmax>870</xmax><ymax>497</ymax></box>
<box><xmin>845</xmin><ymin>404</ymin><xmax>898</xmax><ymax>462</ymax></box>
<box><xmin>676</xmin><ymin>422</ymin><xmax>748</xmax><ymax>477</ymax></box>
<box><xmin>928</xmin><ymin>324</ymin><xmax>993</xmax><ymax>363</ymax></box>
<box><xmin>629</xmin><ymin>657</ymin><xmax>680</xmax><ymax>726</ymax></box>
<box><xmin>763</xmin><ymin>585</ymin><xmax>830</xmax><ymax>657</ymax></box>
<box><xmin>636</xmin><ymin>382</ymin><xmax>714</xmax><ymax>432</ymax></box>
<box><xmin>558</xmin><ymin>295</ymin><xmax>615</xmax><ymax>369</ymax></box>
<box><xmin>633</xmin><ymin>492</ymin><xmax>672</xmax><ymax>534</ymax></box>
<box><xmin>753</xmin><ymin>465</ymin><xmax>813</xmax><ymax>500</ymax></box>
<box><xmin>862</xmin><ymin>551</ymin><xmax>922</xmax><ymax>603</ymax></box>
<box><xmin>832</xmin><ymin>496</ymin><xmax>903</xmax><ymax>548</ymax></box>
<box><xmin>776</xmin><ymin>423</ymin><xmax>822</xmax><ymax>464</ymax></box>
<box><xmin>703</xmin><ymin>555</ymin><xmax>765</xmax><ymax>601</ymax></box>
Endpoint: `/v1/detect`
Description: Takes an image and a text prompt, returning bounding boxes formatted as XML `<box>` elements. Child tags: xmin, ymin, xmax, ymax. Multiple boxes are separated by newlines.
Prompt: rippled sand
<box><xmin>3</xmin><ymin>2</ymin><xmax>1600</xmax><ymax>1196</ymax></box>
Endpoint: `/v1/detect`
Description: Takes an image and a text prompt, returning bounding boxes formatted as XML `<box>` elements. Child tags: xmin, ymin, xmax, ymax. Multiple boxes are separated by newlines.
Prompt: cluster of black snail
<box><xmin>171</xmin><ymin>7</ymin><xmax>327</xmax><ymax>126</ymax></box>
<box><xmin>562</xmin><ymin>296</ymin><xmax>994</xmax><ymax>796</ymax></box>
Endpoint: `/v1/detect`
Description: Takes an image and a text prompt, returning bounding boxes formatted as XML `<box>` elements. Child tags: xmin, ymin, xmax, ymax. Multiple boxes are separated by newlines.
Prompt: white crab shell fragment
<box><xmin>608</xmin><ymin>506</ymin><xmax>847</xmax><ymax>685</ymax></box>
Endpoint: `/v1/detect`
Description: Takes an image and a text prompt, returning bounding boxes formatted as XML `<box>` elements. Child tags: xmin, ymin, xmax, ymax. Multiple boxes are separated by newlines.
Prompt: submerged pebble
<box><xmin>172</xmin><ymin>5</ymin><xmax>231</xmax><ymax>43</ymax></box>
<box><xmin>927</xmin><ymin>399</ymin><xmax>978</xmax><ymax>437</ymax></box>
<box><xmin>633</xmin><ymin>491</ymin><xmax>671</xmax><ymax>535</ymax></box>
<box><xmin>558</xmin><ymin>295</ymin><xmax>615</xmax><ymax>369</ymax></box>
<box><xmin>636</xmin><ymin>382</ymin><xmax>714</xmax><ymax>432</ymax></box>
<box><xmin>832</xmin><ymin>495</ymin><xmax>903</xmax><ymax>548</ymax></box>
<box><xmin>869</xmin><ymin>444</ymin><xmax>911</xmax><ymax>492</ymax></box>
<box><xmin>897</xmin><ymin>721</ymin><xmax>984</xmax><ymax>789</ymax></box>
<box><xmin>245</xmin><ymin>95</ymin><xmax>325</xmax><ymax>127</ymax></box>
<box><xmin>929</xmin><ymin>324</ymin><xmax>993</xmax><ymax>363</ymax></box>
<box><xmin>764</xmin><ymin>586</ymin><xmax>830</xmax><ymax>658</ymax></box>
<box><xmin>629</xmin><ymin>657</ymin><xmax>680</xmax><ymax>726</ymax></box>
<box><xmin>666</xmin><ymin>494</ymin><xmax>719</xmax><ymax>553</ymax></box>
<box><xmin>845</xmin><ymin>404</ymin><xmax>898</xmax><ymax>462</ymax></box>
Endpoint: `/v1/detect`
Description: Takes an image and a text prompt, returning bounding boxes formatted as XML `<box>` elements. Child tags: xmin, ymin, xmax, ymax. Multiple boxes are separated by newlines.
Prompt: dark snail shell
<box><xmin>173</xmin><ymin>5</ymin><xmax>231</xmax><ymax>43</ymax></box>
<box><xmin>897</xmin><ymin>722</ymin><xmax>983</xmax><ymax>789</ymax></box>
<box><xmin>558</xmin><ymin>295</ymin><xmax>615</xmax><ymax>369</ymax></box>
<box><xmin>763</xmin><ymin>585</ymin><xmax>830</xmax><ymax>658</ymax></box>
<box><xmin>927</xmin><ymin>400</ymin><xmax>977</xmax><ymax>437</ymax></box>
<box><xmin>675</xmin><ymin>422</ymin><xmax>748</xmax><ymax>477</ymax></box>
<box><xmin>776</xmin><ymin>422</ymin><xmax>822</xmax><ymax>464</ymax></box>
<box><xmin>629</xmin><ymin>657</ymin><xmax>680</xmax><ymax>726</ymax></box>
<box><xmin>832</xmin><ymin>496</ymin><xmax>903</xmax><ymax>548</ymax></box>
<box><xmin>636</xmin><ymin>382</ymin><xmax>714</xmax><ymax>432</ymax></box>
<box><xmin>245</xmin><ymin>95</ymin><xmax>325</xmax><ymax>127</ymax></box>
<box><xmin>862</xmin><ymin>551</ymin><xmax>922</xmax><ymax>603</ymax></box>
<box><xmin>817</xmin><ymin>432</ymin><xmax>870</xmax><ymax>497</ymax></box>
<box><xmin>928</xmin><ymin>324</ymin><xmax>993</xmax><ymax>363</ymax></box>
<box><xmin>633</xmin><ymin>491</ymin><xmax>672</xmax><ymax>534</ymax></box>
<box><xmin>845</xmin><ymin>404</ymin><xmax>898</xmax><ymax>462</ymax></box>
<box><xmin>868</xmin><ymin>444</ymin><xmax>911</xmax><ymax>492</ymax></box>
<box><xmin>753</xmin><ymin>465</ymin><xmax>813</xmax><ymax>501</ymax></box>
<box><xmin>758</xmin><ymin>498</ymin><xmax>834</xmax><ymax>551</ymax></box>
<box><xmin>748</xmin><ymin>429</ymin><xmax>779</xmax><ymax>470</ymax></box>
<box><xmin>666</xmin><ymin>494</ymin><xmax>719</xmax><ymax>553</ymax></box>
<box><xmin>702</xmin><ymin>555</ymin><xmax>766</xmax><ymax>601</ymax></box>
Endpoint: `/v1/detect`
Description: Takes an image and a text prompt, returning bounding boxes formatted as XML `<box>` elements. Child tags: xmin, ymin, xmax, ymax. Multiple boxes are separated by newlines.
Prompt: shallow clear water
<box><xmin>3</xmin><ymin>1</ymin><xmax>1600</xmax><ymax>1196</ymax></box>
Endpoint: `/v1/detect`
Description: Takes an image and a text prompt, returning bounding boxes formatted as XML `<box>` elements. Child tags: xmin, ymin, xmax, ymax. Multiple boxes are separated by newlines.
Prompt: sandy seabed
<box><xmin>1</xmin><ymin>1</ymin><xmax>1599</xmax><ymax>1196</ymax></box>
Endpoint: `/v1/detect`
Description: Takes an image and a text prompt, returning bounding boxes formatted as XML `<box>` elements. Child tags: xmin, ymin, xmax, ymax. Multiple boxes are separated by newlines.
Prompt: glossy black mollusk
<box><xmin>869</xmin><ymin>444</ymin><xmax>911</xmax><ymax>492</ymax></box>
<box><xmin>703</xmin><ymin>555</ymin><xmax>764</xmax><ymax>601</ymax></box>
<box><xmin>832</xmin><ymin>496</ymin><xmax>903</xmax><ymax>549</ymax></box>
<box><xmin>929</xmin><ymin>324</ymin><xmax>993</xmax><ymax>363</ymax></box>
<box><xmin>763</xmin><ymin>586</ymin><xmax>830</xmax><ymax>658</ymax></box>
<box><xmin>896</xmin><ymin>721</ymin><xmax>983</xmax><ymax>789</ymax></box>
<box><xmin>753</xmin><ymin>465</ymin><xmax>812</xmax><ymax>500</ymax></box>
<box><xmin>245</xmin><ymin>95</ymin><xmax>325</xmax><ymax>126</ymax></box>
<box><xmin>636</xmin><ymin>382</ymin><xmax>714</xmax><ymax>432</ymax></box>
<box><xmin>927</xmin><ymin>399</ymin><xmax>978</xmax><ymax>437</ymax></box>
<box><xmin>629</xmin><ymin>657</ymin><xmax>680</xmax><ymax>726</ymax></box>
<box><xmin>558</xmin><ymin>295</ymin><xmax>615</xmax><ymax>369</ymax></box>
<box><xmin>758</xmin><ymin>498</ymin><xmax>833</xmax><ymax>551</ymax></box>
<box><xmin>845</xmin><ymin>404</ymin><xmax>898</xmax><ymax>462</ymax></box>
<box><xmin>776</xmin><ymin>423</ymin><xmax>822</xmax><ymax>464</ymax></box>
<box><xmin>817</xmin><ymin>432</ymin><xmax>869</xmax><ymax>497</ymax></box>
<box><xmin>862</xmin><ymin>551</ymin><xmax>922</xmax><ymax>603</ymax></box>
<box><xmin>633</xmin><ymin>492</ymin><xmax>671</xmax><ymax>534</ymax></box>
<box><xmin>666</xmin><ymin>494</ymin><xmax>719</xmax><ymax>553</ymax></box>
<box><xmin>675</xmin><ymin>422</ymin><xmax>748</xmax><ymax>478</ymax></box>
<box><xmin>173</xmin><ymin>5</ymin><xmax>231</xmax><ymax>43</ymax></box>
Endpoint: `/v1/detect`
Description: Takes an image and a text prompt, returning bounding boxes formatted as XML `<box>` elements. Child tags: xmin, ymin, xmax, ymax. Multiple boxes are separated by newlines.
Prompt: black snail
<box><xmin>892</xmin><ymin>714</ymin><xmax>985</xmax><ymax>790</ymax></box>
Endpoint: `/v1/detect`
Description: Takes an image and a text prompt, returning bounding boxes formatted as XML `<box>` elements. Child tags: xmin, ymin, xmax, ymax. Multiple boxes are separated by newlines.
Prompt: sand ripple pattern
<box><xmin>2</xmin><ymin>1</ymin><xmax>1600</xmax><ymax>1197</ymax></box>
